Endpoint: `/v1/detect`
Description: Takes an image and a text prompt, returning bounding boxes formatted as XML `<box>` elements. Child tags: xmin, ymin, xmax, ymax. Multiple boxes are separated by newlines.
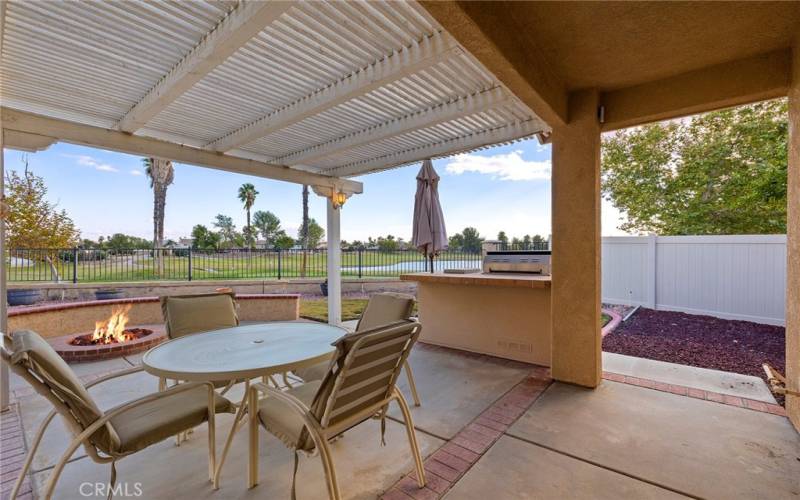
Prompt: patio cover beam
<box><xmin>276</xmin><ymin>87</ymin><xmax>512</xmax><ymax>166</ymax></box>
<box><xmin>600</xmin><ymin>49</ymin><xmax>793</xmax><ymax>132</ymax></box>
<box><xmin>1</xmin><ymin>108</ymin><xmax>362</xmax><ymax>193</ymax></box>
<box><xmin>115</xmin><ymin>1</ymin><xmax>293</xmax><ymax>133</ymax></box>
<box><xmin>327</xmin><ymin>119</ymin><xmax>542</xmax><ymax>177</ymax></box>
<box><xmin>205</xmin><ymin>31</ymin><xmax>461</xmax><ymax>152</ymax></box>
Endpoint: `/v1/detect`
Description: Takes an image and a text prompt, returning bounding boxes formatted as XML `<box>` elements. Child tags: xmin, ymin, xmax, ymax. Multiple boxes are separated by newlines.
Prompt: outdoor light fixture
<box><xmin>332</xmin><ymin>190</ymin><xmax>347</xmax><ymax>209</ymax></box>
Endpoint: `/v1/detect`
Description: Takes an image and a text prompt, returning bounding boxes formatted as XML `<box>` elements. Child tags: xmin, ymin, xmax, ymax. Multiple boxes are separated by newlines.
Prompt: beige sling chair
<box><xmin>295</xmin><ymin>292</ymin><xmax>422</xmax><ymax>406</ymax></box>
<box><xmin>247</xmin><ymin>320</ymin><xmax>426</xmax><ymax>499</ymax></box>
<box><xmin>1</xmin><ymin>330</ymin><xmax>233</xmax><ymax>500</ymax></box>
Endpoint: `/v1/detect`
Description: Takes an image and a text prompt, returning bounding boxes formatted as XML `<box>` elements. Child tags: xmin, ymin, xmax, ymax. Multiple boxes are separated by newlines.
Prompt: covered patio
<box><xmin>1</xmin><ymin>1</ymin><xmax>799</xmax><ymax>499</ymax></box>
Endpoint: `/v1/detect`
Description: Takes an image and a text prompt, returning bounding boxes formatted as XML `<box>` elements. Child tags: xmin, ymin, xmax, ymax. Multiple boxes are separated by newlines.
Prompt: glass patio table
<box><xmin>142</xmin><ymin>321</ymin><xmax>346</xmax><ymax>488</ymax></box>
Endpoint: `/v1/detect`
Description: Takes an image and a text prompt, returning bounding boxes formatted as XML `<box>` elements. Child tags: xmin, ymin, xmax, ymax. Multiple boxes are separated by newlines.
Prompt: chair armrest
<box><xmin>84</xmin><ymin>366</ymin><xmax>145</xmax><ymax>389</ymax></box>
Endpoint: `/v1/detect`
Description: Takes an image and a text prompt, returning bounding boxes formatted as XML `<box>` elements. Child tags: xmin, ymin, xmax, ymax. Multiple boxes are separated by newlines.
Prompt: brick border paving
<box><xmin>382</xmin><ymin>365</ymin><xmax>553</xmax><ymax>499</ymax></box>
<box><xmin>1</xmin><ymin>404</ymin><xmax>32</xmax><ymax>500</ymax></box>
<box><xmin>602</xmin><ymin>371</ymin><xmax>787</xmax><ymax>416</ymax></box>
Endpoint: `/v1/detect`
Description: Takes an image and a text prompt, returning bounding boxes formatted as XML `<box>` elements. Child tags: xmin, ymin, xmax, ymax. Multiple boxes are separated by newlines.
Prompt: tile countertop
<box><xmin>399</xmin><ymin>272</ymin><xmax>551</xmax><ymax>289</ymax></box>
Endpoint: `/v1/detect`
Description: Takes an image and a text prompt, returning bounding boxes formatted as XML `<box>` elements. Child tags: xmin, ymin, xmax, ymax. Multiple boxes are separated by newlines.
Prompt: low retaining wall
<box><xmin>8</xmin><ymin>278</ymin><xmax>416</xmax><ymax>301</ymax></box>
<box><xmin>8</xmin><ymin>294</ymin><xmax>300</xmax><ymax>339</ymax></box>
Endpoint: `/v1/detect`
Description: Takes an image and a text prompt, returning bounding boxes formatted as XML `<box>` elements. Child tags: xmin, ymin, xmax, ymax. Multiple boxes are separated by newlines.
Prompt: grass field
<box><xmin>300</xmin><ymin>299</ymin><xmax>369</xmax><ymax>322</ymax></box>
<box><xmin>7</xmin><ymin>250</ymin><xmax>480</xmax><ymax>283</ymax></box>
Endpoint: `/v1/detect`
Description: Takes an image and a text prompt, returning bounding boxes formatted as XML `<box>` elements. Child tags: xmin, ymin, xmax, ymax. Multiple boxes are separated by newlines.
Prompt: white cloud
<box><xmin>63</xmin><ymin>154</ymin><xmax>119</xmax><ymax>173</ymax></box>
<box><xmin>444</xmin><ymin>150</ymin><xmax>550</xmax><ymax>181</ymax></box>
<box><xmin>130</xmin><ymin>169</ymin><xmax>143</xmax><ymax>176</ymax></box>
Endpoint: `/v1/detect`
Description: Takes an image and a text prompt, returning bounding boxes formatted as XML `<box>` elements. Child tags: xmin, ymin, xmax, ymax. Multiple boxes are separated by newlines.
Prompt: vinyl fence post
<box><xmin>72</xmin><ymin>248</ymin><xmax>78</xmax><ymax>283</ymax></box>
<box><xmin>277</xmin><ymin>249</ymin><xmax>282</xmax><ymax>280</ymax></box>
<box><xmin>646</xmin><ymin>234</ymin><xmax>657</xmax><ymax>309</ymax></box>
<box><xmin>358</xmin><ymin>248</ymin><xmax>363</xmax><ymax>279</ymax></box>
<box><xmin>187</xmin><ymin>247</ymin><xmax>193</xmax><ymax>281</ymax></box>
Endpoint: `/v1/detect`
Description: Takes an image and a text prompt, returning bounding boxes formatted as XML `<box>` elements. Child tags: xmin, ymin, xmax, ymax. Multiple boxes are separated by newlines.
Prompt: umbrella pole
<box><xmin>430</xmin><ymin>254</ymin><xmax>434</xmax><ymax>274</ymax></box>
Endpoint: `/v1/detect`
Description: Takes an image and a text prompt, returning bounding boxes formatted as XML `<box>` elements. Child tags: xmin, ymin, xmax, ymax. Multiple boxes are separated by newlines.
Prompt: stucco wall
<box><xmin>8</xmin><ymin>278</ymin><xmax>416</xmax><ymax>301</ymax></box>
<box><xmin>9</xmin><ymin>294</ymin><xmax>300</xmax><ymax>338</ymax></box>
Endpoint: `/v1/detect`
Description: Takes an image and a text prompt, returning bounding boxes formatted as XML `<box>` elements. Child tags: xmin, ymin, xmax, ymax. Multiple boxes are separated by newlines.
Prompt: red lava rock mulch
<box><xmin>602</xmin><ymin>308</ymin><xmax>785</xmax><ymax>404</ymax></box>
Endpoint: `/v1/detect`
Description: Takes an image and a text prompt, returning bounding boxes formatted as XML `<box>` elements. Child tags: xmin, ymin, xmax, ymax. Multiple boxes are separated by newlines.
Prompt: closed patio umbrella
<box><xmin>412</xmin><ymin>159</ymin><xmax>447</xmax><ymax>273</ymax></box>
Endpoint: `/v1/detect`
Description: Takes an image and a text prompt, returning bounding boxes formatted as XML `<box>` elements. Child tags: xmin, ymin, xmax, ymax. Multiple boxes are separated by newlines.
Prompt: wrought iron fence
<box><xmin>5</xmin><ymin>247</ymin><xmax>483</xmax><ymax>283</ymax></box>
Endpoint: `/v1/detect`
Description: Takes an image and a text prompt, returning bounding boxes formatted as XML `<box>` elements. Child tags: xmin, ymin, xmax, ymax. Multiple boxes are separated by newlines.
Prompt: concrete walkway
<box><xmin>603</xmin><ymin>352</ymin><xmax>777</xmax><ymax>403</ymax></box>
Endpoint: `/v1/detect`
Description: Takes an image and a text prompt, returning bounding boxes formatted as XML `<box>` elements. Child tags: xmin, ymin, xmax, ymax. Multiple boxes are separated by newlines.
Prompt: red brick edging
<box><xmin>382</xmin><ymin>366</ymin><xmax>553</xmax><ymax>499</ymax></box>
<box><xmin>602</xmin><ymin>371</ymin><xmax>787</xmax><ymax>416</ymax></box>
<box><xmin>1</xmin><ymin>404</ymin><xmax>32</xmax><ymax>500</ymax></box>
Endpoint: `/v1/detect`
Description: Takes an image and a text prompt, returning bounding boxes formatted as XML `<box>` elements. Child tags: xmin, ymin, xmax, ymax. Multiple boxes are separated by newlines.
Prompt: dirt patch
<box><xmin>603</xmin><ymin>308</ymin><xmax>785</xmax><ymax>405</ymax></box>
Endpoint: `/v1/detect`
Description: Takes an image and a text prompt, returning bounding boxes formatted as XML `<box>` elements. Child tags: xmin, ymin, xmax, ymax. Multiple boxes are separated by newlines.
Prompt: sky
<box><xmin>3</xmin><ymin>139</ymin><xmax>630</xmax><ymax>243</ymax></box>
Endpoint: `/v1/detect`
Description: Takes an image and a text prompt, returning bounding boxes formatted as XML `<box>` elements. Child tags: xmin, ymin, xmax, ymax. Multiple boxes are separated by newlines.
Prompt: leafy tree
<box><xmin>143</xmin><ymin>157</ymin><xmax>174</xmax><ymax>274</ymax></box>
<box><xmin>237</xmin><ymin>183</ymin><xmax>259</xmax><ymax>247</ymax></box>
<box><xmin>252</xmin><ymin>210</ymin><xmax>282</xmax><ymax>246</ymax></box>
<box><xmin>448</xmin><ymin>232</ymin><xmax>464</xmax><ymax>250</ymax></box>
<box><xmin>273</xmin><ymin>231</ymin><xmax>295</xmax><ymax>250</ymax></box>
<box><xmin>213</xmin><ymin>214</ymin><xmax>239</xmax><ymax>248</ymax></box>
<box><xmin>102</xmin><ymin>233</ymin><xmax>152</xmax><ymax>251</ymax></box>
<box><xmin>460</xmin><ymin>227</ymin><xmax>484</xmax><ymax>253</ymax></box>
<box><xmin>602</xmin><ymin>99</ymin><xmax>787</xmax><ymax>235</ymax></box>
<box><xmin>522</xmin><ymin>234</ymin><xmax>531</xmax><ymax>247</ymax></box>
<box><xmin>497</xmin><ymin>231</ymin><xmax>509</xmax><ymax>247</ymax></box>
<box><xmin>191</xmin><ymin>224</ymin><xmax>220</xmax><ymax>250</ymax></box>
<box><xmin>5</xmin><ymin>162</ymin><xmax>80</xmax><ymax>250</ymax></box>
<box><xmin>300</xmin><ymin>218</ymin><xmax>325</xmax><ymax>249</ymax></box>
<box><xmin>5</xmin><ymin>159</ymin><xmax>80</xmax><ymax>281</ymax></box>
<box><xmin>377</xmin><ymin>235</ymin><xmax>398</xmax><ymax>252</ymax></box>
<box><xmin>511</xmin><ymin>237</ymin><xmax>521</xmax><ymax>247</ymax></box>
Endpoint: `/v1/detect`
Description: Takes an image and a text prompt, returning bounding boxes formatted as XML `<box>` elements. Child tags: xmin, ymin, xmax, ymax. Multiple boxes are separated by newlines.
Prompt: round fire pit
<box><xmin>70</xmin><ymin>327</ymin><xmax>154</xmax><ymax>347</ymax></box>
<box><xmin>48</xmin><ymin>324</ymin><xmax>167</xmax><ymax>363</ymax></box>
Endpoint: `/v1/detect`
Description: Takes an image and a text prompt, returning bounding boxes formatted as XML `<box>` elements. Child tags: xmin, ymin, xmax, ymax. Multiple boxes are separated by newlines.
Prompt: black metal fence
<box><xmin>6</xmin><ymin>247</ymin><xmax>484</xmax><ymax>283</ymax></box>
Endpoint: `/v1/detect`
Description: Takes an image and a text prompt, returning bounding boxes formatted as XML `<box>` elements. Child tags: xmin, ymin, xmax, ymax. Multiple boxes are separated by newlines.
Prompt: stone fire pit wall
<box><xmin>8</xmin><ymin>294</ymin><xmax>300</xmax><ymax>339</ymax></box>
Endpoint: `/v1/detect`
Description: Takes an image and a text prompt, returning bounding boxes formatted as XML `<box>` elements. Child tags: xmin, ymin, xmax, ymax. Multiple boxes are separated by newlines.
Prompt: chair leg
<box><xmin>247</xmin><ymin>388</ymin><xmax>259</xmax><ymax>489</ymax></box>
<box><xmin>42</xmin><ymin>434</ymin><xmax>87</xmax><ymax>500</ymax></box>
<box><xmin>207</xmin><ymin>387</ymin><xmax>216</xmax><ymax>482</ymax></box>
<box><xmin>394</xmin><ymin>391</ymin><xmax>426</xmax><ymax>487</ymax></box>
<box><xmin>404</xmin><ymin>361</ymin><xmax>421</xmax><ymax>407</ymax></box>
<box><xmin>317</xmin><ymin>436</ymin><xmax>342</xmax><ymax>500</ymax></box>
<box><xmin>9</xmin><ymin>410</ymin><xmax>56</xmax><ymax>500</ymax></box>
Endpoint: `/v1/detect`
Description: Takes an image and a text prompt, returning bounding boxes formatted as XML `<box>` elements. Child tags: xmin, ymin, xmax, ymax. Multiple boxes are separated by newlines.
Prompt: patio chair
<box><xmin>1</xmin><ymin>330</ymin><xmax>233</xmax><ymax>500</ymax></box>
<box><xmin>295</xmin><ymin>292</ymin><xmax>422</xmax><ymax>406</ymax></box>
<box><xmin>247</xmin><ymin>320</ymin><xmax>426</xmax><ymax>500</ymax></box>
<box><xmin>160</xmin><ymin>291</ymin><xmax>239</xmax><ymax>339</ymax></box>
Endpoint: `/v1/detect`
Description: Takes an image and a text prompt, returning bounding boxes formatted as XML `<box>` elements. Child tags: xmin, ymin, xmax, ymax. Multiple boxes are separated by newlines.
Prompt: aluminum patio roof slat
<box><xmin>1</xmin><ymin>0</ymin><xmax>547</xmax><ymax>180</ymax></box>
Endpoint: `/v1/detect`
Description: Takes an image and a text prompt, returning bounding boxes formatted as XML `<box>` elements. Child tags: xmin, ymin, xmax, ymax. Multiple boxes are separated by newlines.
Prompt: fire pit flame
<box><xmin>92</xmin><ymin>305</ymin><xmax>134</xmax><ymax>344</ymax></box>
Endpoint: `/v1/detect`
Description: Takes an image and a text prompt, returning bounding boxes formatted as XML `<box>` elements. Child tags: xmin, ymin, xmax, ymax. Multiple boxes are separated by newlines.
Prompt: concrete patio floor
<box><xmin>4</xmin><ymin>333</ymin><xmax>799</xmax><ymax>499</ymax></box>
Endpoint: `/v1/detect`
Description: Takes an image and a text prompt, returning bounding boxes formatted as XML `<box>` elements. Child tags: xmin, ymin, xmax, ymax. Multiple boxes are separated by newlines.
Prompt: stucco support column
<box><xmin>786</xmin><ymin>40</ymin><xmax>800</xmax><ymax>430</ymax></box>
<box><xmin>326</xmin><ymin>199</ymin><xmax>342</xmax><ymax>326</ymax></box>
<box><xmin>550</xmin><ymin>89</ymin><xmax>602</xmax><ymax>388</ymax></box>
<box><xmin>1</xmin><ymin>128</ymin><xmax>9</xmax><ymax>411</ymax></box>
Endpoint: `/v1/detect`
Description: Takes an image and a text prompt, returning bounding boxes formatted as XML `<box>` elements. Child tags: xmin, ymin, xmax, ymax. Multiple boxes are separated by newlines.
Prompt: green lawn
<box><xmin>602</xmin><ymin>313</ymin><xmax>612</xmax><ymax>326</ymax></box>
<box><xmin>300</xmin><ymin>299</ymin><xmax>369</xmax><ymax>323</ymax></box>
<box><xmin>7</xmin><ymin>250</ymin><xmax>466</xmax><ymax>283</ymax></box>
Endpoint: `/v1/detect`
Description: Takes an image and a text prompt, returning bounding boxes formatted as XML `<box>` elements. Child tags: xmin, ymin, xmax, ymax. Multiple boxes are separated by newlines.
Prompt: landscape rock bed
<box><xmin>603</xmin><ymin>308</ymin><xmax>785</xmax><ymax>404</ymax></box>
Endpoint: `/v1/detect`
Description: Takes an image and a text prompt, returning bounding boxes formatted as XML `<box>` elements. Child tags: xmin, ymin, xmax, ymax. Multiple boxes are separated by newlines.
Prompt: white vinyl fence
<box><xmin>602</xmin><ymin>235</ymin><xmax>786</xmax><ymax>326</ymax></box>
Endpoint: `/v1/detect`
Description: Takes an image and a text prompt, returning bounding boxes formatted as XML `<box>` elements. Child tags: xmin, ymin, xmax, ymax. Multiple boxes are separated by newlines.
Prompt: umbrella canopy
<box><xmin>412</xmin><ymin>159</ymin><xmax>448</xmax><ymax>269</ymax></box>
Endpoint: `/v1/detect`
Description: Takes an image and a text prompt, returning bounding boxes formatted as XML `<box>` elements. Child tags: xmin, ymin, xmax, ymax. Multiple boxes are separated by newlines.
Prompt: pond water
<box><xmin>341</xmin><ymin>259</ymin><xmax>481</xmax><ymax>274</ymax></box>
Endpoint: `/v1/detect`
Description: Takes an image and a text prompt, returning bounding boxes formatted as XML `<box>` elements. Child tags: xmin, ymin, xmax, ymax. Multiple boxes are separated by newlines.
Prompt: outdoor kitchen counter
<box><xmin>400</xmin><ymin>272</ymin><xmax>551</xmax><ymax>289</ymax></box>
<box><xmin>400</xmin><ymin>272</ymin><xmax>551</xmax><ymax>366</ymax></box>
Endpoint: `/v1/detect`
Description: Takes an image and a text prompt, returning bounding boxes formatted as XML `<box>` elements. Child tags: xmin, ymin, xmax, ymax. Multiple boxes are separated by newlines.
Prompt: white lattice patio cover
<box><xmin>412</xmin><ymin>159</ymin><xmax>448</xmax><ymax>261</ymax></box>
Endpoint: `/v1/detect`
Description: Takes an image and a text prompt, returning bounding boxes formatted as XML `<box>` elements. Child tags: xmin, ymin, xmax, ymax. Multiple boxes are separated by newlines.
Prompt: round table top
<box><xmin>142</xmin><ymin>322</ymin><xmax>346</xmax><ymax>381</ymax></box>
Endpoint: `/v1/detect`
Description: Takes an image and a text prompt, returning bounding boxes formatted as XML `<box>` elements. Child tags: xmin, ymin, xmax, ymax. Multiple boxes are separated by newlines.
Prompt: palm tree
<box><xmin>238</xmin><ymin>183</ymin><xmax>259</xmax><ymax>248</ymax></box>
<box><xmin>143</xmin><ymin>157</ymin><xmax>174</xmax><ymax>275</ymax></box>
<box><xmin>300</xmin><ymin>184</ymin><xmax>309</xmax><ymax>277</ymax></box>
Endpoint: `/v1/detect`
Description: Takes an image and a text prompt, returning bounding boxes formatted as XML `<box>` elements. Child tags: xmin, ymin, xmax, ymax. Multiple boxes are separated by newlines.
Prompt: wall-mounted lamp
<box><xmin>331</xmin><ymin>190</ymin><xmax>347</xmax><ymax>209</ymax></box>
